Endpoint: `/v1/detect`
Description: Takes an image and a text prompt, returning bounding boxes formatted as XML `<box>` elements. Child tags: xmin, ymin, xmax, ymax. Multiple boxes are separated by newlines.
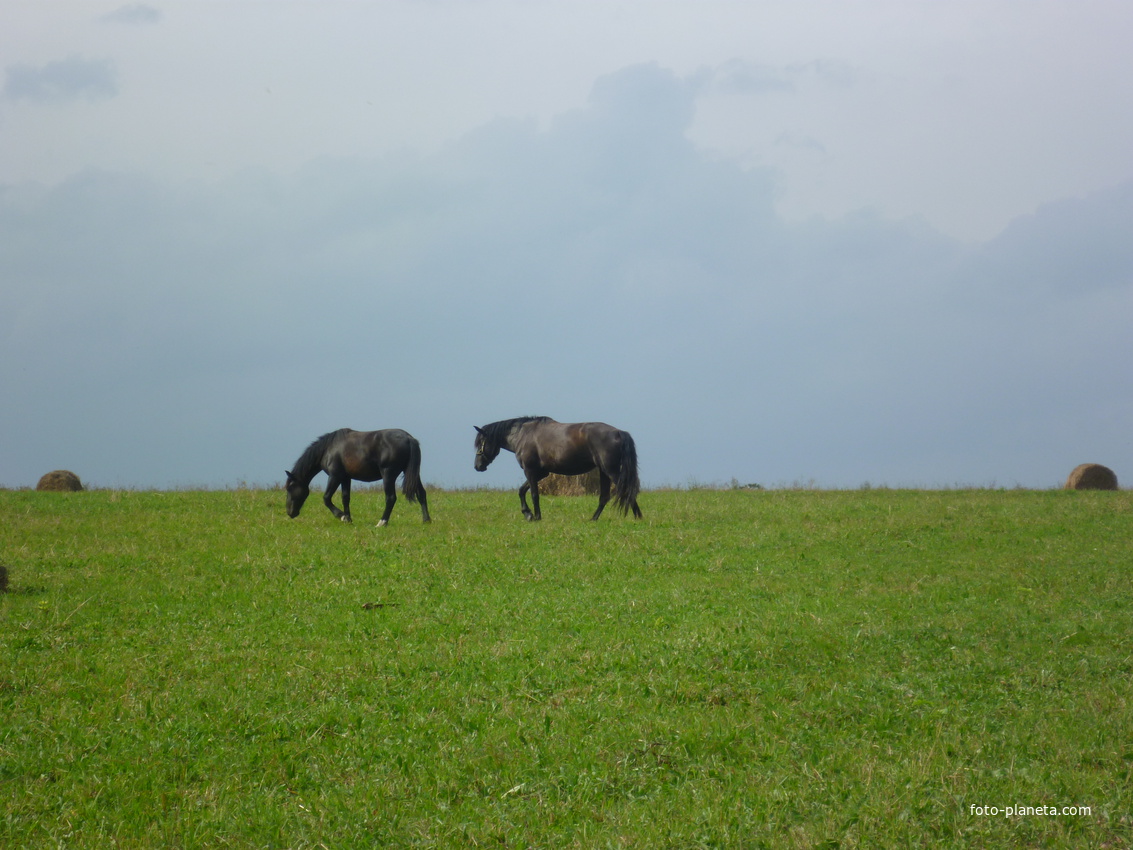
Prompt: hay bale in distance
<box><xmin>36</xmin><ymin>470</ymin><xmax>84</xmax><ymax>492</ymax></box>
<box><xmin>540</xmin><ymin>469</ymin><xmax>604</xmax><ymax>496</ymax></box>
<box><xmin>1064</xmin><ymin>463</ymin><xmax>1118</xmax><ymax>490</ymax></box>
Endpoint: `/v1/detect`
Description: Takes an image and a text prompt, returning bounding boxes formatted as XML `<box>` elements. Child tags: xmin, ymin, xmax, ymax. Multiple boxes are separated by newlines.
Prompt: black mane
<box><xmin>479</xmin><ymin>416</ymin><xmax>552</xmax><ymax>446</ymax></box>
<box><xmin>291</xmin><ymin>429</ymin><xmax>346</xmax><ymax>482</ymax></box>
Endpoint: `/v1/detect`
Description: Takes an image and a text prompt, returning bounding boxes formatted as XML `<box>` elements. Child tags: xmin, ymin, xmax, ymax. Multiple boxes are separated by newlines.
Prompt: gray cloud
<box><xmin>696</xmin><ymin>57</ymin><xmax>856</xmax><ymax>98</ymax></box>
<box><xmin>1</xmin><ymin>64</ymin><xmax>1129</xmax><ymax>490</ymax></box>
<box><xmin>787</xmin><ymin>59</ymin><xmax>858</xmax><ymax>88</ymax></box>
<box><xmin>3</xmin><ymin>57</ymin><xmax>118</xmax><ymax>103</ymax></box>
<box><xmin>100</xmin><ymin>4</ymin><xmax>163</xmax><ymax>25</ymax></box>
<box><xmin>963</xmin><ymin>181</ymin><xmax>1133</xmax><ymax>299</ymax></box>
<box><xmin>702</xmin><ymin>59</ymin><xmax>795</xmax><ymax>95</ymax></box>
<box><xmin>776</xmin><ymin>132</ymin><xmax>827</xmax><ymax>155</ymax></box>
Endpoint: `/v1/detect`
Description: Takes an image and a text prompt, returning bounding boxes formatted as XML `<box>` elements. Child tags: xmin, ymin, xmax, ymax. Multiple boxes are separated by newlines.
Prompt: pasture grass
<box><xmin>1</xmin><ymin>487</ymin><xmax>1131</xmax><ymax>848</ymax></box>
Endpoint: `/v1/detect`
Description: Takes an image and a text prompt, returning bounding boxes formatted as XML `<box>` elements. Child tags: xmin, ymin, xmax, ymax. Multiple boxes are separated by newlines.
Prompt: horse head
<box><xmin>284</xmin><ymin>470</ymin><xmax>310</xmax><ymax>518</ymax></box>
<box><xmin>473</xmin><ymin>426</ymin><xmax>501</xmax><ymax>471</ymax></box>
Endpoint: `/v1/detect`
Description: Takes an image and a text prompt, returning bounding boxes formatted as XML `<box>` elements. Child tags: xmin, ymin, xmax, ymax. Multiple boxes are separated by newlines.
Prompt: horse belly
<box><xmin>341</xmin><ymin>449</ymin><xmax>383</xmax><ymax>482</ymax></box>
<box><xmin>543</xmin><ymin>454</ymin><xmax>595</xmax><ymax>476</ymax></box>
<box><xmin>350</xmin><ymin>467</ymin><xmax>383</xmax><ymax>483</ymax></box>
<box><xmin>529</xmin><ymin>426</ymin><xmax>595</xmax><ymax>476</ymax></box>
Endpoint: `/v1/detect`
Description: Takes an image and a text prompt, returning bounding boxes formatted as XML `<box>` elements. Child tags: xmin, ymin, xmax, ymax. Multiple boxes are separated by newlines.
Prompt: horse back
<box><xmin>522</xmin><ymin>421</ymin><xmax>618</xmax><ymax>475</ymax></box>
<box><xmin>579</xmin><ymin>422</ymin><xmax>630</xmax><ymax>459</ymax></box>
<box><xmin>339</xmin><ymin>429</ymin><xmax>413</xmax><ymax>480</ymax></box>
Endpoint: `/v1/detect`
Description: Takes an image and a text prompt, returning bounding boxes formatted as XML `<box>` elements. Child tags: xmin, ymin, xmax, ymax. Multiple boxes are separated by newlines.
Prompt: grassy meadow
<box><xmin>1</xmin><ymin>486</ymin><xmax>1131</xmax><ymax>848</ymax></box>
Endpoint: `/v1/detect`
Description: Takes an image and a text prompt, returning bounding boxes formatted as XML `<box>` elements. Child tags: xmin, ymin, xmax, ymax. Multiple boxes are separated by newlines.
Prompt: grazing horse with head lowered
<box><xmin>474</xmin><ymin>416</ymin><xmax>642</xmax><ymax>521</ymax></box>
<box><xmin>285</xmin><ymin>428</ymin><xmax>431</xmax><ymax>526</ymax></box>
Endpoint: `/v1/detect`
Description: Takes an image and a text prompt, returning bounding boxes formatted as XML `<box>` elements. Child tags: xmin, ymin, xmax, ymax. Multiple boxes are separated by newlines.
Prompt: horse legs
<box><xmin>376</xmin><ymin>472</ymin><xmax>397</xmax><ymax>527</ymax></box>
<box><xmin>519</xmin><ymin>471</ymin><xmax>548</xmax><ymax>520</ymax></box>
<box><xmin>529</xmin><ymin>474</ymin><xmax>543</xmax><ymax>521</ymax></box>
<box><xmin>591</xmin><ymin>470</ymin><xmax>612</xmax><ymax>521</ymax></box>
<box><xmin>324</xmin><ymin>476</ymin><xmax>351</xmax><ymax>522</ymax></box>
<box><xmin>518</xmin><ymin>480</ymin><xmax>534</xmax><ymax>520</ymax></box>
<box><xmin>417</xmin><ymin>482</ymin><xmax>432</xmax><ymax>523</ymax></box>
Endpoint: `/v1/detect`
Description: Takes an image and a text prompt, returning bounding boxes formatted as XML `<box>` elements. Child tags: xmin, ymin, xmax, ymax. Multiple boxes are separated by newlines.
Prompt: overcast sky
<box><xmin>2</xmin><ymin>1</ymin><xmax>1131</xmax><ymax>492</ymax></box>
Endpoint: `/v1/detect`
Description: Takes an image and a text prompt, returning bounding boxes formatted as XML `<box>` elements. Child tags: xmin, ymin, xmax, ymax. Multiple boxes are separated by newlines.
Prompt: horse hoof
<box><xmin>341</xmin><ymin>516</ymin><xmax>352</xmax><ymax>523</ymax></box>
<box><xmin>376</xmin><ymin>519</ymin><xmax>388</xmax><ymax>527</ymax></box>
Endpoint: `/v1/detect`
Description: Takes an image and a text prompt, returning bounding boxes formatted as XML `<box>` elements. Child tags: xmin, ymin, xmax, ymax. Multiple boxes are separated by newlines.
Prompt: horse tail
<box><xmin>613</xmin><ymin>431</ymin><xmax>641</xmax><ymax>516</ymax></box>
<box><xmin>402</xmin><ymin>436</ymin><xmax>424</xmax><ymax>504</ymax></box>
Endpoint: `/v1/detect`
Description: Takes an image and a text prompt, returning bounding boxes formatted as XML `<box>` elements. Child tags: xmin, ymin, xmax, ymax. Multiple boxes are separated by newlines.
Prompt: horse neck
<box><xmin>292</xmin><ymin>436</ymin><xmax>333</xmax><ymax>484</ymax></box>
<box><xmin>294</xmin><ymin>462</ymin><xmax>321</xmax><ymax>486</ymax></box>
<box><xmin>500</xmin><ymin>420</ymin><xmax>530</xmax><ymax>454</ymax></box>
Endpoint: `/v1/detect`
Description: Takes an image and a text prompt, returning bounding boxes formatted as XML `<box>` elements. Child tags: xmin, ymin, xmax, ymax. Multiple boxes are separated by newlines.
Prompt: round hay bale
<box><xmin>36</xmin><ymin>470</ymin><xmax>84</xmax><ymax>492</ymax></box>
<box><xmin>1064</xmin><ymin>463</ymin><xmax>1118</xmax><ymax>491</ymax></box>
<box><xmin>540</xmin><ymin>469</ymin><xmax>604</xmax><ymax>496</ymax></box>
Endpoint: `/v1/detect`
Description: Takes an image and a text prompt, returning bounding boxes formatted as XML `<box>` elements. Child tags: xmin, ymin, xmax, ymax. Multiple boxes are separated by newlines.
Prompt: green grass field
<box><xmin>2</xmin><ymin>487</ymin><xmax>1131</xmax><ymax>848</ymax></box>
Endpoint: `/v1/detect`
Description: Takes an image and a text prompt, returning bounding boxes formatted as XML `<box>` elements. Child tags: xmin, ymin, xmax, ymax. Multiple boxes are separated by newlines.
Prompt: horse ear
<box><xmin>474</xmin><ymin>426</ymin><xmax>482</xmax><ymax>434</ymax></box>
<box><xmin>285</xmin><ymin>470</ymin><xmax>295</xmax><ymax>481</ymax></box>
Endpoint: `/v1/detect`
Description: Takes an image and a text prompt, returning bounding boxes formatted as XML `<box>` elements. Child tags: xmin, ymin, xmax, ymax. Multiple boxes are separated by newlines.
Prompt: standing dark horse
<box><xmin>474</xmin><ymin>416</ymin><xmax>642</xmax><ymax>521</ymax></box>
<box><xmin>285</xmin><ymin>428</ymin><xmax>431</xmax><ymax>526</ymax></box>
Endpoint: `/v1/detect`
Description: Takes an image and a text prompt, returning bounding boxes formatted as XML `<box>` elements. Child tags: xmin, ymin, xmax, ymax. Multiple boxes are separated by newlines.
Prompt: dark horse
<box><xmin>474</xmin><ymin>416</ymin><xmax>642</xmax><ymax>521</ymax></box>
<box><xmin>286</xmin><ymin>428</ymin><xmax>431</xmax><ymax>526</ymax></box>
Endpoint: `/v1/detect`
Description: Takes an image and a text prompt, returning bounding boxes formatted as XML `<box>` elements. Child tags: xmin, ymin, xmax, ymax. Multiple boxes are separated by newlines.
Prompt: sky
<box><xmin>2</xmin><ymin>1</ymin><xmax>1131</xmax><ymax>492</ymax></box>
